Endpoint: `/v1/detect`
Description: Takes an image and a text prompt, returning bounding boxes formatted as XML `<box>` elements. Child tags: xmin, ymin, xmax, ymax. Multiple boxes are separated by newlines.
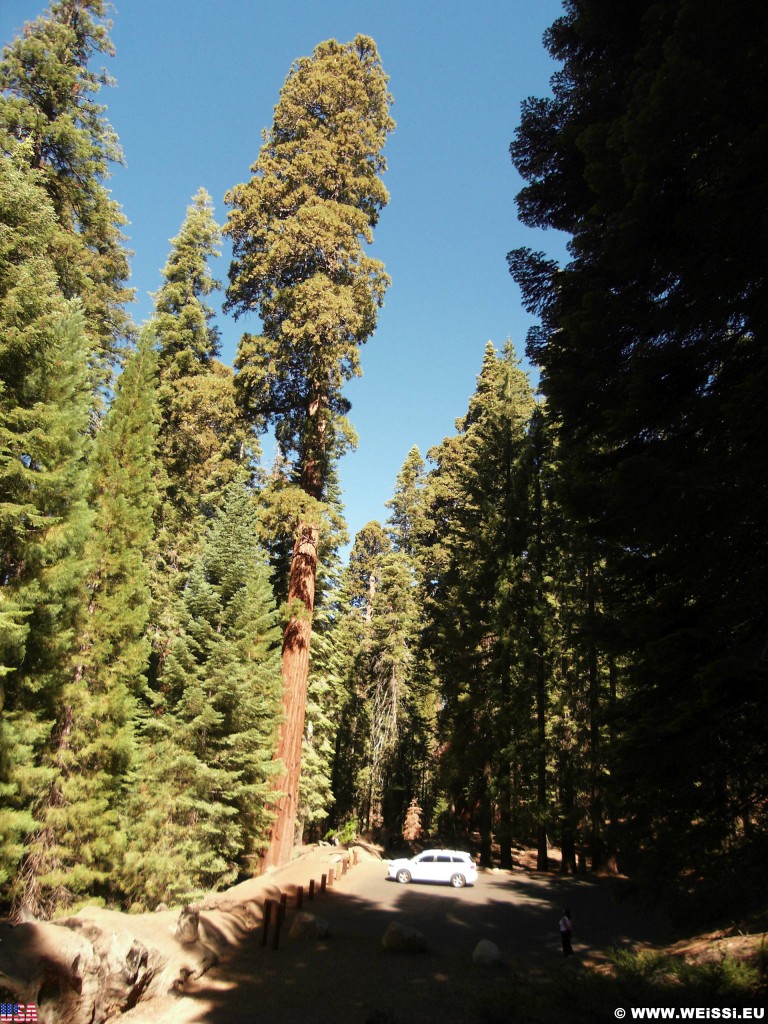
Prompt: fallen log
<box><xmin>0</xmin><ymin>891</ymin><xmax>278</xmax><ymax>1024</ymax></box>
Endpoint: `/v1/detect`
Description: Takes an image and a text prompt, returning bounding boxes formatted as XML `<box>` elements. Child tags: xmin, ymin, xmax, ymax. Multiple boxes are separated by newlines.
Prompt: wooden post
<box><xmin>272</xmin><ymin>904</ymin><xmax>283</xmax><ymax>950</ymax></box>
<box><xmin>279</xmin><ymin>892</ymin><xmax>288</xmax><ymax>922</ymax></box>
<box><xmin>342</xmin><ymin>858</ymin><xmax>348</xmax><ymax>875</ymax></box>
<box><xmin>352</xmin><ymin>848</ymin><xmax>358</xmax><ymax>866</ymax></box>
<box><xmin>328</xmin><ymin>867</ymin><xmax>334</xmax><ymax>887</ymax></box>
<box><xmin>320</xmin><ymin>873</ymin><xmax>327</xmax><ymax>893</ymax></box>
<box><xmin>296</xmin><ymin>885</ymin><xmax>303</xmax><ymax>909</ymax></box>
<box><xmin>261</xmin><ymin>899</ymin><xmax>273</xmax><ymax>946</ymax></box>
<box><xmin>309</xmin><ymin>878</ymin><xmax>315</xmax><ymax>900</ymax></box>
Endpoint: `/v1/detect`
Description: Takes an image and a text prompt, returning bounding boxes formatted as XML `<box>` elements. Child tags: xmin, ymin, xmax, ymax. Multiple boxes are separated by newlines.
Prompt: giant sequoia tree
<box><xmin>225</xmin><ymin>36</ymin><xmax>393</xmax><ymax>866</ymax></box>
<box><xmin>509</xmin><ymin>0</ymin><xmax>768</xmax><ymax>898</ymax></box>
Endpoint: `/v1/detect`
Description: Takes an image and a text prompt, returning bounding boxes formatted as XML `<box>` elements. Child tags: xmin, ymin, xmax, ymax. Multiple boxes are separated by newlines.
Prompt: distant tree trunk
<box><xmin>497</xmin><ymin>769</ymin><xmax>513</xmax><ymax>870</ymax></box>
<box><xmin>531</xmin><ymin>430</ymin><xmax>549</xmax><ymax>872</ymax></box>
<box><xmin>586</xmin><ymin>561</ymin><xmax>606</xmax><ymax>870</ymax></box>
<box><xmin>536</xmin><ymin>651</ymin><xmax>549</xmax><ymax>870</ymax></box>
<box><xmin>497</xmin><ymin>658</ymin><xmax>513</xmax><ymax>870</ymax></box>
<box><xmin>264</xmin><ymin>520</ymin><xmax>319</xmax><ymax>869</ymax></box>
<box><xmin>479</xmin><ymin>760</ymin><xmax>494</xmax><ymax>867</ymax></box>
<box><xmin>560</xmin><ymin>753</ymin><xmax>578</xmax><ymax>874</ymax></box>
<box><xmin>602</xmin><ymin>656</ymin><xmax>619</xmax><ymax>874</ymax></box>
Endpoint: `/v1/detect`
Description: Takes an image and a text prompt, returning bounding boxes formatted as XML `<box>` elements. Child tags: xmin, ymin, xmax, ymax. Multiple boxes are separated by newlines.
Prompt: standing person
<box><xmin>559</xmin><ymin>907</ymin><xmax>574</xmax><ymax>957</ymax></box>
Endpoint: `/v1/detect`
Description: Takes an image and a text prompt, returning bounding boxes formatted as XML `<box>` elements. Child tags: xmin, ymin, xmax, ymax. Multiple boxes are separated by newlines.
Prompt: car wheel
<box><xmin>450</xmin><ymin>873</ymin><xmax>466</xmax><ymax>888</ymax></box>
<box><xmin>396</xmin><ymin>869</ymin><xmax>412</xmax><ymax>884</ymax></box>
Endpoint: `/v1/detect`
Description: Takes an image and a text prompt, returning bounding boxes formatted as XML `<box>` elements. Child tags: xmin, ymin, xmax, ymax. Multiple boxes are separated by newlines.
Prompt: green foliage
<box><xmin>0</xmin><ymin>127</ymin><xmax>283</xmax><ymax>910</ymax></box>
<box><xmin>385</xmin><ymin>445</ymin><xmax>427</xmax><ymax>560</ymax></box>
<box><xmin>0</xmin><ymin>0</ymin><xmax>133</xmax><ymax>380</ymax></box>
<box><xmin>153</xmin><ymin>187</ymin><xmax>221</xmax><ymax>367</ymax></box>
<box><xmin>509</xmin><ymin>0</ymin><xmax>768</xmax><ymax>895</ymax></box>
<box><xmin>225</xmin><ymin>34</ymin><xmax>393</xmax><ymax>493</ymax></box>
<box><xmin>599</xmin><ymin>947</ymin><xmax>765</xmax><ymax>1006</ymax></box>
<box><xmin>153</xmin><ymin>189</ymin><xmax>254</xmax><ymax>558</ymax></box>
<box><xmin>478</xmin><ymin>946</ymin><xmax>764</xmax><ymax>1024</ymax></box>
<box><xmin>331</xmin><ymin>513</ymin><xmax>433</xmax><ymax>836</ymax></box>
<box><xmin>324</xmin><ymin>819</ymin><xmax>357</xmax><ymax>846</ymax></box>
<box><xmin>298</xmin><ymin>565</ymin><xmax>348</xmax><ymax>837</ymax></box>
<box><xmin>11</xmin><ymin>327</ymin><xmax>159</xmax><ymax>916</ymax></box>
<box><xmin>125</xmin><ymin>480</ymin><xmax>283</xmax><ymax>904</ymax></box>
<box><xmin>149</xmin><ymin>189</ymin><xmax>256</xmax><ymax>704</ymax></box>
<box><xmin>0</xmin><ymin>149</ymin><xmax>94</xmax><ymax>899</ymax></box>
<box><xmin>79</xmin><ymin>328</ymin><xmax>160</xmax><ymax>696</ymax></box>
<box><xmin>419</xmin><ymin>341</ymin><xmax>542</xmax><ymax>863</ymax></box>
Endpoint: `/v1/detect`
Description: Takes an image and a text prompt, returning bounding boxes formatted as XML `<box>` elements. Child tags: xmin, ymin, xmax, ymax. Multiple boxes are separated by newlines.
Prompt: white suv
<box><xmin>387</xmin><ymin>849</ymin><xmax>478</xmax><ymax>888</ymax></box>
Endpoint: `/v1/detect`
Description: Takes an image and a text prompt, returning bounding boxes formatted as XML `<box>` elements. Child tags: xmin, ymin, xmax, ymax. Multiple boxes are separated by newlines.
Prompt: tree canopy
<box><xmin>509</xmin><ymin>0</ymin><xmax>768</xmax><ymax>904</ymax></box>
<box><xmin>1</xmin><ymin>0</ymin><xmax>765</xmax><ymax>930</ymax></box>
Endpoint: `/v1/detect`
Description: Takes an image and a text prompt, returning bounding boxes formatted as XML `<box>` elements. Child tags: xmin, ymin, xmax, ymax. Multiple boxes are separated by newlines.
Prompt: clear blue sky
<box><xmin>1</xmin><ymin>0</ymin><xmax>567</xmax><ymax>552</ymax></box>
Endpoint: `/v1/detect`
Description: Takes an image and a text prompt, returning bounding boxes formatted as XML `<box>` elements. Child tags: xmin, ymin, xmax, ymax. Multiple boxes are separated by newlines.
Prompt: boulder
<box><xmin>472</xmin><ymin>939</ymin><xmax>502</xmax><ymax>967</ymax></box>
<box><xmin>381</xmin><ymin>920</ymin><xmax>428</xmax><ymax>953</ymax></box>
<box><xmin>288</xmin><ymin>912</ymin><xmax>329</xmax><ymax>940</ymax></box>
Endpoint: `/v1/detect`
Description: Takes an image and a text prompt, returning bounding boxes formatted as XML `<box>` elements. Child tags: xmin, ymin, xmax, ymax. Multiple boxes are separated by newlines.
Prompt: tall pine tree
<box><xmin>0</xmin><ymin>0</ymin><xmax>133</xmax><ymax>384</ymax></box>
<box><xmin>125</xmin><ymin>480</ymin><xmax>283</xmax><ymax>906</ymax></box>
<box><xmin>421</xmin><ymin>342</ymin><xmax>538</xmax><ymax>866</ymax></box>
<box><xmin>150</xmin><ymin>189</ymin><xmax>254</xmax><ymax>686</ymax></box>
<box><xmin>14</xmin><ymin>329</ymin><xmax>159</xmax><ymax>916</ymax></box>
<box><xmin>509</xmin><ymin>0</ymin><xmax>768</xmax><ymax>902</ymax></box>
<box><xmin>0</xmin><ymin>147</ymin><xmax>93</xmax><ymax>907</ymax></box>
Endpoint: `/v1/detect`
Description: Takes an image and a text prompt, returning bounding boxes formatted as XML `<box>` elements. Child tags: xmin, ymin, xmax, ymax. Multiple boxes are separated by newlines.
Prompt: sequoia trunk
<box><xmin>263</xmin><ymin>519</ymin><xmax>319</xmax><ymax>868</ymax></box>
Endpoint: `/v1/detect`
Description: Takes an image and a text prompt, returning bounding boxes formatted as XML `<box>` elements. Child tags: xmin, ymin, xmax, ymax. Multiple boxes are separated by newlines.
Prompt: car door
<box><xmin>432</xmin><ymin>854</ymin><xmax>454</xmax><ymax>883</ymax></box>
<box><xmin>411</xmin><ymin>854</ymin><xmax>434</xmax><ymax>881</ymax></box>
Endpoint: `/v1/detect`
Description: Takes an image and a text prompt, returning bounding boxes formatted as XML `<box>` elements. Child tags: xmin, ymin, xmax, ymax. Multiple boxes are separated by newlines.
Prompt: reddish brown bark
<box><xmin>264</xmin><ymin>519</ymin><xmax>320</xmax><ymax>869</ymax></box>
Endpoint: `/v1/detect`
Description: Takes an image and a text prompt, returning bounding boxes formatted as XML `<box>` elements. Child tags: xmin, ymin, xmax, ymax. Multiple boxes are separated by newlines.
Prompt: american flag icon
<box><xmin>0</xmin><ymin>1005</ymin><xmax>37</xmax><ymax>1021</ymax></box>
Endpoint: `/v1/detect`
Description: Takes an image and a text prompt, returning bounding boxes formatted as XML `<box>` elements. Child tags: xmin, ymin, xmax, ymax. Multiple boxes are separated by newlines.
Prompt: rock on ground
<box><xmin>381</xmin><ymin>920</ymin><xmax>428</xmax><ymax>953</ymax></box>
<box><xmin>472</xmin><ymin>939</ymin><xmax>502</xmax><ymax>967</ymax></box>
<box><xmin>288</xmin><ymin>911</ymin><xmax>329</xmax><ymax>940</ymax></box>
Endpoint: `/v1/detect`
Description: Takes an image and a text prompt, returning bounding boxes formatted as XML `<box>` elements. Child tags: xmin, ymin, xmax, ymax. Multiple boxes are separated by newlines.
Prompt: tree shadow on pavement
<box><xmin>161</xmin><ymin>863</ymin><xmax>684</xmax><ymax>1024</ymax></box>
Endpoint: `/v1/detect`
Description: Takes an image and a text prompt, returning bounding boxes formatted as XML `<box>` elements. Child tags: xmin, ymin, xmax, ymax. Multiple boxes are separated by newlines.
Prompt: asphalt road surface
<box><xmin>132</xmin><ymin>858</ymin><xmax>670</xmax><ymax>1024</ymax></box>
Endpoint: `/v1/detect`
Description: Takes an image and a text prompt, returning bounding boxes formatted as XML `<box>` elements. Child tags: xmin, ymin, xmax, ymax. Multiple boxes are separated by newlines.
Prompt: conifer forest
<box><xmin>1</xmin><ymin>0</ymin><xmax>766</xmax><ymax>927</ymax></box>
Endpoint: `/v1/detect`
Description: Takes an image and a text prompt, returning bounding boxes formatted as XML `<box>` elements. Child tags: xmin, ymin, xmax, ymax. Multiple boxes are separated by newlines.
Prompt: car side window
<box><xmin>436</xmin><ymin>855</ymin><xmax>451</xmax><ymax>863</ymax></box>
<box><xmin>418</xmin><ymin>855</ymin><xmax>434</xmax><ymax>863</ymax></box>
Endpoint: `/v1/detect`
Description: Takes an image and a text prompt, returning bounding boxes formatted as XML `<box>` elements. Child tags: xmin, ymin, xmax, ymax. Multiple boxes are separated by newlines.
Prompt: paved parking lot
<box><xmin>122</xmin><ymin>857</ymin><xmax>670</xmax><ymax>1024</ymax></box>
